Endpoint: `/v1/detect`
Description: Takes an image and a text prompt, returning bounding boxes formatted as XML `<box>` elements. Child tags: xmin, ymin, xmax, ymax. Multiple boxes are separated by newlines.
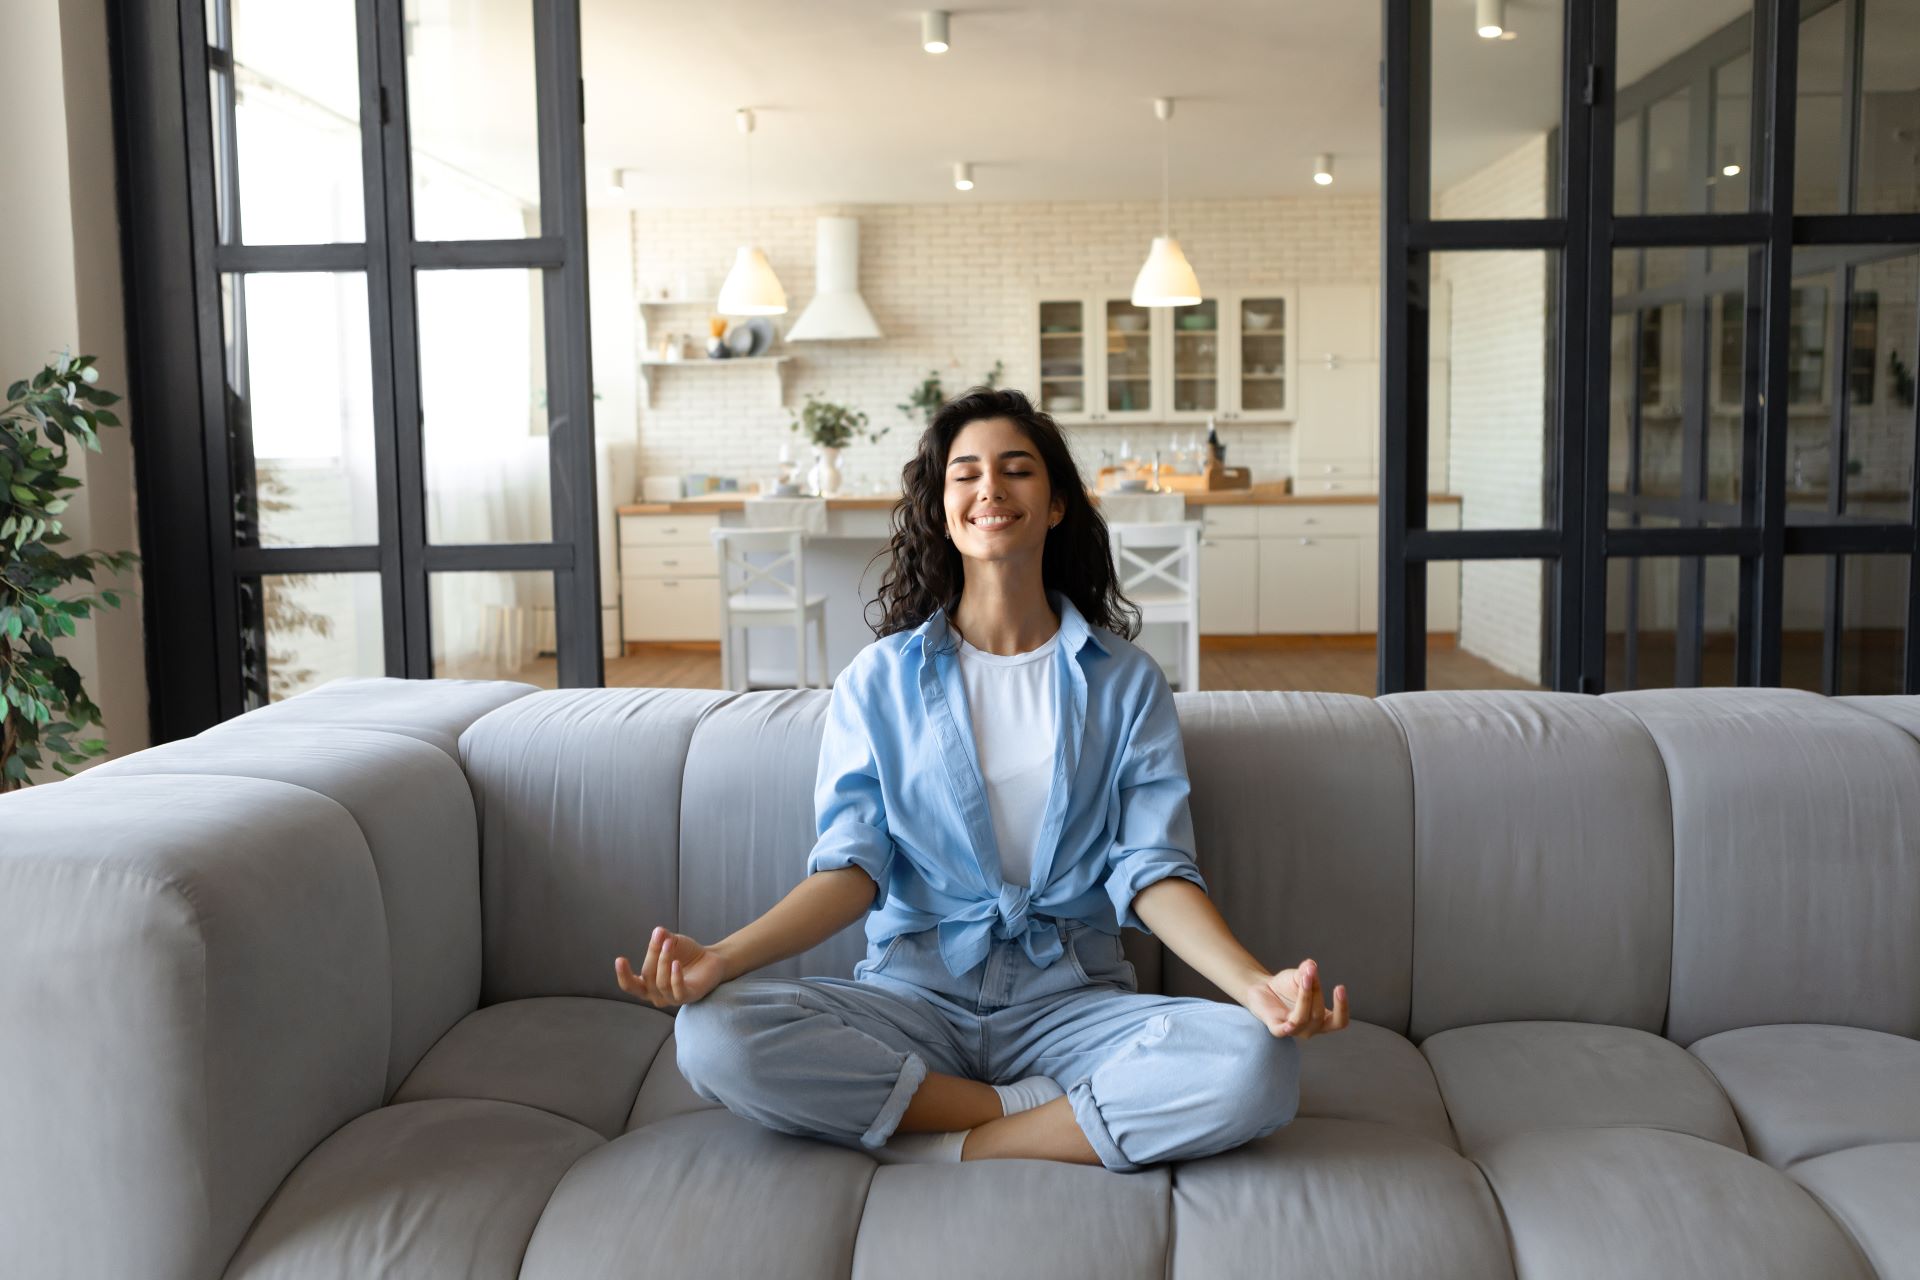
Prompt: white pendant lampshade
<box><xmin>718</xmin><ymin>245</ymin><xmax>787</xmax><ymax>315</ymax></box>
<box><xmin>717</xmin><ymin>108</ymin><xmax>788</xmax><ymax>316</ymax></box>
<box><xmin>1131</xmin><ymin>97</ymin><xmax>1202</xmax><ymax>307</ymax></box>
<box><xmin>1131</xmin><ymin>236</ymin><xmax>1201</xmax><ymax>307</ymax></box>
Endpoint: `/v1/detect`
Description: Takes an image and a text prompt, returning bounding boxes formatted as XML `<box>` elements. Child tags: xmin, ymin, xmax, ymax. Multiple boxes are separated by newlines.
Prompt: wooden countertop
<box><xmin>618</xmin><ymin>486</ymin><xmax>1463</xmax><ymax>515</ymax></box>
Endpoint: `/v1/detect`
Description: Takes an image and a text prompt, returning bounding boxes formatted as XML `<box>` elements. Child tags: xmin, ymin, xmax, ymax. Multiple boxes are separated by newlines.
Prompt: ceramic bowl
<box><xmin>1112</xmin><ymin>314</ymin><xmax>1148</xmax><ymax>332</ymax></box>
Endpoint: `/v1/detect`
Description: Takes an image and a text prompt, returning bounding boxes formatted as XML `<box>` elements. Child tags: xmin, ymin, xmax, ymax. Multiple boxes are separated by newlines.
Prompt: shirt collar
<box><xmin>912</xmin><ymin>589</ymin><xmax>1111</xmax><ymax>662</ymax></box>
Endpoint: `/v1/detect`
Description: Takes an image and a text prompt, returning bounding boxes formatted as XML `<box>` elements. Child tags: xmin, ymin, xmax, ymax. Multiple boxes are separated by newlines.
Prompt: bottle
<box><xmin>1205</xmin><ymin>415</ymin><xmax>1225</xmax><ymax>466</ymax></box>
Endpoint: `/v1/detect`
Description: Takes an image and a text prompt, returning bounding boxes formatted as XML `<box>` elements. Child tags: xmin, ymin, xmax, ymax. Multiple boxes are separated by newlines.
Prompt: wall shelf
<box><xmin>638</xmin><ymin>355</ymin><xmax>792</xmax><ymax>409</ymax></box>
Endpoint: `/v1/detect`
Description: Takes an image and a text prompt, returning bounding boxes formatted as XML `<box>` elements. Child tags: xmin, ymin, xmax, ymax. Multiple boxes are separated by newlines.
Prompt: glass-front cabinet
<box><xmin>1034</xmin><ymin>286</ymin><xmax>1294</xmax><ymax>425</ymax></box>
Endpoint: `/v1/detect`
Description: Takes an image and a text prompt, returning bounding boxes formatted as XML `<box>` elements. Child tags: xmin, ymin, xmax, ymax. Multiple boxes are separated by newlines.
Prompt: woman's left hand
<box><xmin>1244</xmin><ymin>958</ymin><xmax>1349</xmax><ymax>1040</ymax></box>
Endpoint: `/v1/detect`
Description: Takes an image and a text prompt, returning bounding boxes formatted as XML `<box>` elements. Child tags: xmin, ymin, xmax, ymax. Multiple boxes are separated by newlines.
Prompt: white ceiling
<box><xmin>433</xmin><ymin>0</ymin><xmax>1802</xmax><ymax>210</ymax></box>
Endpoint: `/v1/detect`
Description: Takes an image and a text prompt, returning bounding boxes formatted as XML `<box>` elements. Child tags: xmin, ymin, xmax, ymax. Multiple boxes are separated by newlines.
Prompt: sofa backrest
<box><xmin>462</xmin><ymin>683</ymin><xmax>1920</xmax><ymax>1047</ymax></box>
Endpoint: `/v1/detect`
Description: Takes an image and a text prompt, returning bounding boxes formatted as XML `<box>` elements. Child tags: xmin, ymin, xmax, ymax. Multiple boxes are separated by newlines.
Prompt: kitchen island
<box><xmin>615</xmin><ymin>488</ymin><xmax>1464</xmax><ymax>687</ymax></box>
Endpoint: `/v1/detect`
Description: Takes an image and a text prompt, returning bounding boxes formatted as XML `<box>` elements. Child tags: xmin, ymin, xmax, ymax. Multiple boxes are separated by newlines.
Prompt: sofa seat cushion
<box><xmin>1688</xmin><ymin>1023</ymin><xmax>1920</xmax><ymax>1168</ymax></box>
<box><xmin>223</xmin><ymin>1098</ymin><xmax>601</xmax><ymax>1279</ymax></box>
<box><xmin>518</xmin><ymin>1109</ymin><xmax>875</xmax><ymax>1279</ymax></box>
<box><xmin>1169</xmin><ymin>1118</ymin><xmax>1514</xmax><ymax>1278</ymax></box>
<box><xmin>624</xmin><ymin>1025</ymin><xmax>725</xmax><ymax>1130</ymax></box>
<box><xmin>1787</xmin><ymin>1142</ymin><xmax>1920</xmax><ymax>1277</ymax></box>
<box><xmin>393</xmin><ymin>997</ymin><xmax>676</xmax><ymax>1141</ymax></box>
<box><xmin>1422</xmin><ymin>1020</ymin><xmax>1748</xmax><ymax>1157</ymax></box>
<box><xmin>1475</xmin><ymin>1127</ymin><xmax>1874</xmax><ymax>1279</ymax></box>
<box><xmin>1297</xmin><ymin>1019</ymin><xmax>1457</xmax><ymax>1149</ymax></box>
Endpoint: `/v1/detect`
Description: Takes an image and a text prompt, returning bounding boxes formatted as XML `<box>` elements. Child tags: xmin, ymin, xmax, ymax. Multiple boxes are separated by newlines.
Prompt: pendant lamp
<box><xmin>718</xmin><ymin>108</ymin><xmax>787</xmax><ymax>316</ymax></box>
<box><xmin>1131</xmin><ymin>97</ymin><xmax>1201</xmax><ymax>307</ymax></box>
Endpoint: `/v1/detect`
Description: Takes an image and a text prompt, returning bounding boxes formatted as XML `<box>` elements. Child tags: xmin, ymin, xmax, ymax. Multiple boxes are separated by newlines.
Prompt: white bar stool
<box><xmin>1107</xmin><ymin>519</ymin><xmax>1204</xmax><ymax>692</ymax></box>
<box><xmin>711</xmin><ymin>527</ymin><xmax>829</xmax><ymax>690</ymax></box>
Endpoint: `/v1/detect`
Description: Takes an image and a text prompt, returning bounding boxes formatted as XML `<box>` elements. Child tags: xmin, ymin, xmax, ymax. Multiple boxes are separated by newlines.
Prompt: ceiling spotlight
<box><xmin>922</xmin><ymin>10</ymin><xmax>950</xmax><ymax>53</ymax></box>
<box><xmin>953</xmin><ymin>161</ymin><xmax>974</xmax><ymax>191</ymax></box>
<box><xmin>1476</xmin><ymin>0</ymin><xmax>1504</xmax><ymax>38</ymax></box>
<box><xmin>1313</xmin><ymin>153</ymin><xmax>1334</xmax><ymax>186</ymax></box>
<box><xmin>1719</xmin><ymin>145</ymin><xmax>1742</xmax><ymax>177</ymax></box>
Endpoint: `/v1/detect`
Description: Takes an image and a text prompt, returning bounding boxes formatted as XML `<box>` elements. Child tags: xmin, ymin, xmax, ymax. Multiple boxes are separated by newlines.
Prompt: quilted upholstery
<box><xmin>2</xmin><ymin>679</ymin><xmax>1916</xmax><ymax>1278</ymax></box>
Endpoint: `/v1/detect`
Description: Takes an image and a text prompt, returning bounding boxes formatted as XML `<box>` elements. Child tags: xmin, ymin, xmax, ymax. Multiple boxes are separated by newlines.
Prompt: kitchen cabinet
<box><xmin>1034</xmin><ymin>292</ymin><xmax>1162</xmax><ymax>424</ymax></box>
<box><xmin>1035</xmin><ymin>287</ymin><xmax>1296</xmax><ymax>426</ymax></box>
<box><xmin>1291</xmin><ymin>283</ymin><xmax>1379</xmax><ymax>492</ymax></box>
<box><xmin>619</xmin><ymin>513</ymin><xmax>722</xmax><ymax>642</ymax></box>
<box><xmin>1198</xmin><ymin>499</ymin><xmax>1461</xmax><ymax>636</ymax></box>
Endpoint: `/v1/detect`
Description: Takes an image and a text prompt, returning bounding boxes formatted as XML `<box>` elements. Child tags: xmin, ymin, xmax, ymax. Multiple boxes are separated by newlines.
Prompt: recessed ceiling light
<box><xmin>923</xmin><ymin>10</ymin><xmax>950</xmax><ymax>53</ymax></box>
<box><xmin>1313</xmin><ymin>153</ymin><xmax>1334</xmax><ymax>186</ymax></box>
<box><xmin>953</xmin><ymin>161</ymin><xmax>974</xmax><ymax>191</ymax></box>
<box><xmin>1477</xmin><ymin>0</ymin><xmax>1504</xmax><ymax>39</ymax></box>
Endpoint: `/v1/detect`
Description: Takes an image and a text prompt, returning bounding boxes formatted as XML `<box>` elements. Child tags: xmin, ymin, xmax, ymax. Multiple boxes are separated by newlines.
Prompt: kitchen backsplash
<box><xmin>621</xmin><ymin>194</ymin><xmax>1381</xmax><ymax>491</ymax></box>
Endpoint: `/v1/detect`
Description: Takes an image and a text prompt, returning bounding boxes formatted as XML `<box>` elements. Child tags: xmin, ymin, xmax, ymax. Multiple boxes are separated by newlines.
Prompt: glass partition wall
<box><xmin>1382</xmin><ymin>0</ymin><xmax>1920</xmax><ymax>694</ymax></box>
<box><xmin>116</xmin><ymin>0</ymin><xmax>601</xmax><ymax>735</ymax></box>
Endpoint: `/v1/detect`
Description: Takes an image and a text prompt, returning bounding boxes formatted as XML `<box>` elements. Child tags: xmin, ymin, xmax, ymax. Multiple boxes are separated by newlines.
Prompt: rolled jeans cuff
<box><xmin>1067</xmin><ymin>1077</ymin><xmax>1143</xmax><ymax>1173</ymax></box>
<box><xmin>861</xmin><ymin>1050</ymin><xmax>929</xmax><ymax>1148</ymax></box>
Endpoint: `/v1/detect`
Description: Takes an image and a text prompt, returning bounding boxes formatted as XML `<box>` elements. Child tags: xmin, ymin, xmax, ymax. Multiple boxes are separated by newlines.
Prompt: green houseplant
<box><xmin>1</xmin><ymin>353</ymin><xmax>138</xmax><ymax>791</ymax></box>
<box><xmin>788</xmin><ymin>392</ymin><xmax>890</xmax><ymax>497</ymax></box>
<box><xmin>897</xmin><ymin>359</ymin><xmax>1006</xmax><ymax>427</ymax></box>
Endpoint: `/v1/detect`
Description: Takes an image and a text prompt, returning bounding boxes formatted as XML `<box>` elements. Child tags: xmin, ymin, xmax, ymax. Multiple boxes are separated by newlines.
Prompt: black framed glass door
<box><xmin>114</xmin><ymin>0</ymin><xmax>601</xmax><ymax>738</ymax></box>
<box><xmin>1380</xmin><ymin>0</ymin><xmax>1920</xmax><ymax>695</ymax></box>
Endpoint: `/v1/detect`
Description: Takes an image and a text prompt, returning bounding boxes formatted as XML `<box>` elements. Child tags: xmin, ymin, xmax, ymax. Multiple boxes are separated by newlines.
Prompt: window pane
<box><xmin>1782</xmin><ymin>555</ymin><xmax>1909</xmax><ymax>694</ymax></box>
<box><xmin>1609</xmin><ymin>246</ymin><xmax>1756</xmax><ymax>528</ymax></box>
<box><xmin>417</xmin><ymin>269</ymin><xmax>552</xmax><ymax>544</ymax></box>
<box><xmin>1645</xmin><ymin>88</ymin><xmax>1695</xmax><ymax>215</ymax></box>
<box><xmin>1788</xmin><ymin>248</ymin><xmax>1919</xmax><ymax>524</ymax></box>
<box><xmin>1712</xmin><ymin>53</ymin><xmax>1751</xmax><ymax>213</ymax></box>
<box><xmin>240</xmin><ymin>572</ymin><xmax>384</xmax><ymax>709</ymax></box>
<box><xmin>1430</xmin><ymin>0</ymin><xmax>1562</xmax><ymax>218</ymax></box>
<box><xmin>1431</xmin><ymin>251</ymin><xmax>1559</xmax><ymax>530</ymax></box>
<box><xmin>1604</xmin><ymin>555</ymin><xmax>1742</xmax><ymax>691</ymax></box>
<box><xmin>405</xmin><ymin>0</ymin><xmax>542</xmax><ymax>240</ymax></box>
<box><xmin>430</xmin><ymin>570</ymin><xmax>555</xmax><ymax>682</ymax></box>
<box><xmin>211</xmin><ymin>0</ymin><xmax>364</xmax><ymax>244</ymax></box>
<box><xmin>1426</xmin><ymin>560</ymin><xmax>1550</xmax><ymax>691</ymax></box>
<box><xmin>1858</xmin><ymin>0</ymin><xmax>1920</xmax><ymax>215</ymax></box>
<box><xmin>1615</xmin><ymin>2</ymin><xmax>1757</xmax><ymax>218</ymax></box>
<box><xmin>1797</xmin><ymin>1</ymin><xmax>1850</xmax><ymax>215</ymax></box>
<box><xmin>221</xmin><ymin>272</ymin><xmax>380</xmax><ymax>547</ymax></box>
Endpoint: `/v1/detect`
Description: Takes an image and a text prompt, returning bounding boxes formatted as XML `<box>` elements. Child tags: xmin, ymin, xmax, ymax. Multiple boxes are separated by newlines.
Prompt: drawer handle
<box><xmin>663</xmin><ymin>580</ymin><xmax>678</xmax><ymax>587</ymax></box>
<box><xmin>661</xmin><ymin>559</ymin><xmax>679</xmax><ymax>566</ymax></box>
<box><xmin>1299</xmin><ymin>537</ymin><xmax>1314</xmax><ymax>545</ymax></box>
<box><xmin>1303</xmin><ymin>517</ymin><xmax>1318</xmax><ymax>524</ymax></box>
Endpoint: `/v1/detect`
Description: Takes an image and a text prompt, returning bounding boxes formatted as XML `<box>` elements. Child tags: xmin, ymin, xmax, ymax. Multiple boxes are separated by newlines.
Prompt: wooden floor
<box><xmin>504</xmin><ymin>630</ymin><xmax>1906</xmax><ymax>695</ymax></box>
<box><xmin>511</xmin><ymin>635</ymin><xmax>1544</xmax><ymax>695</ymax></box>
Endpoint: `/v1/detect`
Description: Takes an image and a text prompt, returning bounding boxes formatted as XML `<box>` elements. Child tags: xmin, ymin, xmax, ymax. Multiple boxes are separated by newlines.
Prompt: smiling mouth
<box><xmin>970</xmin><ymin>514</ymin><xmax>1021</xmax><ymax>530</ymax></box>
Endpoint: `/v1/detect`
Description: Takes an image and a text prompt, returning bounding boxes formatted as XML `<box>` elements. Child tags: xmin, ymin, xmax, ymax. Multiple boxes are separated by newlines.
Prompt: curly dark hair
<box><xmin>865</xmin><ymin>386</ymin><xmax>1140</xmax><ymax>645</ymax></box>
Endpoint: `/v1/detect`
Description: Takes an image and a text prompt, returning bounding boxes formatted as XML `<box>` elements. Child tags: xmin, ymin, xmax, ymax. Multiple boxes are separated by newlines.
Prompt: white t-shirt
<box><xmin>954</xmin><ymin>628</ymin><xmax>1061</xmax><ymax>888</ymax></box>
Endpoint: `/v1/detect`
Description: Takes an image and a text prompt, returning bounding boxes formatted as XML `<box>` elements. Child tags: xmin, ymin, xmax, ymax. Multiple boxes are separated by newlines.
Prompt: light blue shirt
<box><xmin>805</xmin><ymin>589</ymin><xmax>1209</xmax><ymax>978</ymax></box>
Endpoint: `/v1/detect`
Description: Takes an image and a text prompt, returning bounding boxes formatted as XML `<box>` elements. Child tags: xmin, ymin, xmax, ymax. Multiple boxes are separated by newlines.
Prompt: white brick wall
<box><xmin>619</xmin><ymin>196</ymin><xmax>1380</xmax><ymax>493</ymax></box>
<box><xmin>1436</xmin><ymin>135</ymin><xmax>1551</xmax><ymax>685</ymax></box>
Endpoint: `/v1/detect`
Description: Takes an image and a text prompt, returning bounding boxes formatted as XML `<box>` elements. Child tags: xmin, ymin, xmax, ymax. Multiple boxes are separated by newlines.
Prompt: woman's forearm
<box><xmin>1132</xmin><ymin>876</ymin><xmax>1273</xmax><ymax>1003</ymax></box>
<box><xmin>708</xmin><ymin>866</ymin><xmax>879</xmax><ymax>981</ymax></box>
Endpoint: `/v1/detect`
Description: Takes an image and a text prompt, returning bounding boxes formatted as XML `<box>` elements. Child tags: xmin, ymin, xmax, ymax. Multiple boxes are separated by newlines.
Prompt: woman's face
<box><xmin>942</xmin><ymin>416</ymin><xmax>1065</xmax><ymax>566</ymax></box>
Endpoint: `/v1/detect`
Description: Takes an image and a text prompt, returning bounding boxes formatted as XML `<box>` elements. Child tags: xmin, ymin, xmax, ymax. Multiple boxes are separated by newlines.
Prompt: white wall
<box><xmin>1</xmin><ymin>0</ymin><xmax>148</xmax><ymax>778</ymax></box>
<box><xmin>1436</xmin><ymin>134</ymin><xmax>1552</xmax><ymax>685</ymax></box>
<box><xmin>616</xmin><ymin>195</ymin><xmax>1381</xmax><ymax>498</ymax></box>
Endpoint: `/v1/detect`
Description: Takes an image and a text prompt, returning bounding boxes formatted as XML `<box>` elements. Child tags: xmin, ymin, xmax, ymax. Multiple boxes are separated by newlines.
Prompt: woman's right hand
<box><xmin>615</xmin><ymin>926</ymin><xmax>728</xmax><ymax>1009</ymax></box>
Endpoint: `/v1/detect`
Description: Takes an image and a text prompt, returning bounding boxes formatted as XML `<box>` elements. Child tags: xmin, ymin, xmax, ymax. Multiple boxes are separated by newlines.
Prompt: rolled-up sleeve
<box><xmin>1104</xmin><ymin>664</ymin><xmax>1208</xmax><ymax>933</ymax></box>
<box><xmin>805</xmin><ymin>666</ymin><xmax>895</xmax><ymax>895</ymax></box>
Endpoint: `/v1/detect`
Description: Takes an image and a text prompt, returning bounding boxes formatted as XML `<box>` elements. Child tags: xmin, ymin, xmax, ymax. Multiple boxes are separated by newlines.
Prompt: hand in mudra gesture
<box><xmin>615</xmin><ymin>926</ymin><xmax>727</xmax><ymax>1009</ymax></box>
<box><xmin>1244</xmin><ymin>957</ymin><xmax>1349</xmax><ymax>1040</ymax></box>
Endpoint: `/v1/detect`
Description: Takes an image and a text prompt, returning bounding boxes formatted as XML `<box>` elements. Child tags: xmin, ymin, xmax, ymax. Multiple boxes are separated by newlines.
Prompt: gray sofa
<box><xmin>3</xmin><ymin>676</ymin><xmax>1918</xmax><ymax>1278</ymax></box>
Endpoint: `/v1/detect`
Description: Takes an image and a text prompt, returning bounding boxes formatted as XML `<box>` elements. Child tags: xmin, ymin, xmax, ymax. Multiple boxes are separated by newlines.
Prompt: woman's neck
<box><xmin>950</xmin><ymin>562</ymin><xmax>1059</xmax><ymax>656</ymax></box>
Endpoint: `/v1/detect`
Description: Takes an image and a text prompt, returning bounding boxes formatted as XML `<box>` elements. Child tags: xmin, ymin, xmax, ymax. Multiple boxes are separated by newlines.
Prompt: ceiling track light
<box><xmin>953</xmin><ymin>161</ymin><xmax>974</xmax><ymax>191</ymax></box>
<box><xmin>1476</xmin><ymin>0</ymin><xmax>1504</xmax><ymax>39</ymax></box>
<box><xmin>1313</xmin><ymin>153</ymin><xmax>1334</xmax><ymax>186</ymax></box>
<box><xmin>922</xmin><ymin>10</ymin><xmax>950</xmax><ymax>53</ymax></box>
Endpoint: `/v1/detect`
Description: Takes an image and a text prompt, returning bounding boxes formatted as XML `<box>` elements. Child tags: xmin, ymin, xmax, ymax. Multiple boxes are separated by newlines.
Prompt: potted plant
<box><xmin>2</xmin><ymin>353</ymin><xmax>139</xmax><ymax>791</ymax></box>
<box><xmin>897</xmin><ymin>359</ymin><xmax>1006</xmax><ymax>428</ymax></box>
<box><xmin>788</xmin><ymin>392</ymin><xmax>888</xmax><ymax>496</ymax></box>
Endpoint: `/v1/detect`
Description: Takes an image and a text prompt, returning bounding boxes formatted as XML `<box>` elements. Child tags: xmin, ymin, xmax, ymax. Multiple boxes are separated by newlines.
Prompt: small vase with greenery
<box><xmin>787</xmin><ymin>393</ymin><xmax>888</xmax><ymax>497</ymax></box>
<box><xmin>2</xmin><ymin>353</ymin><xmax>139</xmax><ymax>791</ymax></box>
<box><xmin>897</xmin><ymin>359</ymin><xmax>1006</xmax><ymax>427</ymax></box>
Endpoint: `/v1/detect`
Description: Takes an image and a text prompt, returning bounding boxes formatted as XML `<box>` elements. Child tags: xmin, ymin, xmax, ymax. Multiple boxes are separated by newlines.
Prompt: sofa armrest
<box><xmin>0</xmin><ymin>774</ymin><xmax>391</xmax><ymax>1280</ymax></box>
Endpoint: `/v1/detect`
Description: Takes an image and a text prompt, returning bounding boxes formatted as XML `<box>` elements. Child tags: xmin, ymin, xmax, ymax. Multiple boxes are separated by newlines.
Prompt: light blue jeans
<box><xmin>672</xmin><ymin>918</ymin><xmax>1301</xmax><ymax>1172</ymax></box>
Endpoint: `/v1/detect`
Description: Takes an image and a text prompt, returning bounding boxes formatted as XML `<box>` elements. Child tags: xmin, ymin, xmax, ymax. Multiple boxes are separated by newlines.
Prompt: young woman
<box><xmin>614</xmin><ymin>387</ymin><xmax>1349</xmax><ymax>1171</ymax></box>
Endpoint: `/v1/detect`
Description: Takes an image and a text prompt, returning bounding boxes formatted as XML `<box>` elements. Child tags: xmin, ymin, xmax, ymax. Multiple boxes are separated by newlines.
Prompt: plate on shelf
<box><xmin>724</xmin><ymin>322</ymin><xmax>759</xmax><ymax>356</ymax></box>
<box><xmin>745</xmin><ymin>317</ymin><xmax>775</xmax><ymax>356</ymax></box>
